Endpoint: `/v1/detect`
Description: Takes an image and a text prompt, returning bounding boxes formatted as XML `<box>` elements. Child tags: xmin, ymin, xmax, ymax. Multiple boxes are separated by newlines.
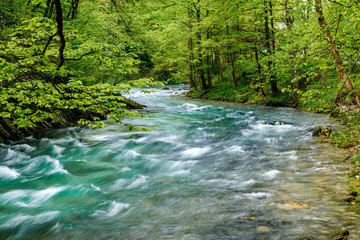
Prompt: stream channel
<box><xmin>0</xmin><ymin>85</ymin><xmax>359</xmax><ymax>239</ymax></box>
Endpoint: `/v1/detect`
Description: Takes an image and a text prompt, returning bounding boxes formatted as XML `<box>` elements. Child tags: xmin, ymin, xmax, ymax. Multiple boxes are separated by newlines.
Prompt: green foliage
<box><xmin>0</xmin><ymin>8</ymin><xmax>161</xmax><ymax>132</ymax></box>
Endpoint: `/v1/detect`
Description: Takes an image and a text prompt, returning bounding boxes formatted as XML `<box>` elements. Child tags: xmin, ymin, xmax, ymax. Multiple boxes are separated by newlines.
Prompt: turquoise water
<box><xmin>0</xmin><ymin>86</ymin><xmax>358</xmax><ymax>239</ymax></box>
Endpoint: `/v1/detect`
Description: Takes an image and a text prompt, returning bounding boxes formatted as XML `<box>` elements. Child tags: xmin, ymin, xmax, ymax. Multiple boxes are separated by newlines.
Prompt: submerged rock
<box><xmin>277</xmin><ymin>203</ymin><xmax>309</xmax><ymax>211</ymax></box>
<box><xmin>256</xmin><ymin>226</ymin><xmax>270</xmax><ymax>232</ymax></box>
<box><xmin>312</xmin><ymin>126</ymin><xmax>332</xmax><ymax>139</ymax></box>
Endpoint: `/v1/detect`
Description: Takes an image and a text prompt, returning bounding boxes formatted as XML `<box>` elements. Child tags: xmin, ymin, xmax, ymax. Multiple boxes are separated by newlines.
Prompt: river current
<box><xmin>0</xmin><ymin>86</ymin><xmax>359</xmax><ymax>239</ymax></box>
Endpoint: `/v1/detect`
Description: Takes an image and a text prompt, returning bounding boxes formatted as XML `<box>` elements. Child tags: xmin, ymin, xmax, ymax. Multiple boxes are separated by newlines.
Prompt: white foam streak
<box><xmin>0</xmin><ymin>187</ymin><xmax>66</xmax><ymax>207</ymax></box>
<box><xmin>112</xmin><ymin>175</ymin><xmax>148</xmax><ymax>190</ymax></box>
<box><xmin>0</xmin><ymin>211</ymin><xmax>60</xmax><ymax>229</ymax></box>
<box><xmin>26</xmin><ymin>187</ymin><xmax>66</xmax><ymax>207</ymax></box>
<box><xmin>47</xmin><ymin>158</ymin><xmax>69</xmax><ymax>175</ymax></box>
<box><xmin>228</xmin><ymin>146</ymin><xmax>246</xmax><ymax>153</ymax></box>
<box><xmin>180</xmin><ymin>103</ymin><xmax>211</xmax><ymax>112</ymax></box>
<box><xmin>5</xmin><ymin>148</ymin><xmax>17</xmax><ymax>160</ymax></box>
<box><xmin>91</xmin><ymin>201</ymin><xmax>130</xmax><ymax>218</ymax></box>
<box><xmin>12</xmin><ymin>144</ymin><xmax>35</xmax><ymax>153</ymax></box>
<box><xmin>107</xmin><ymin>201</ymin><xmax>130</xmax><ymax>217</ymax></box>
<box><xmin>0</xmin><ymin>166</ymin><xmax>20</xmax><ymax>179</ymax></box>
<box><xmin>242</xmin><ymin>192</ymin><xmax>273</xmax><ymax>199</ymax></box>
<box><xmin>263</xmin><ymin>170</ymin><xmax>281</xmax><ymax>179</ymax></box>
<box><xmin>52</xmin><ymin>145</ymin><xmax>65</xmax><ymax>156</ymax></box>
<box><xmin>126</xmin><ymin>176</ymin><xmax>148</xmax><ymax>189</ymax></box>
<box><xmin>181</xmin><ymin>147</ymin><xmax>210</xmax><ymax>158</ymax></box>
<box><xmin>122</xmin><ymin>150</ymin><xmax>140</xmax><ymax>159</ymax></box>
<box><xmin>91</xmin><ymin>184</ymin><xmax>101</xmax><ymax>191</ymax></box>
<box><xmin>167</xmin><ymin>169</ymin><xmax>190</xmax><ymax>176</ymax></box>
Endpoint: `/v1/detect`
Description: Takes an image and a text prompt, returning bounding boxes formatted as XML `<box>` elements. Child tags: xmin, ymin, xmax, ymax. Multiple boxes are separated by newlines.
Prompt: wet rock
<box><xmin>122</xmin><ymin>97</ymin><xmax>145</xmax><ymax>109</ymax></box>
<box><xmin>344</xmin><ymin>196</ymin><xmax>355</xmax><ymax>202</ymax></box>
<box><xmin>268</xmin><ymin>121</ymin><xmax>285</xmax><ymax>125</ymax></box>
<box><xmin>350</xmin><ymin>191</ymin><xmax>358</xmax><ymax>197</ymax></box>
<box><xmin>162</xmin><ymin>87</ymin><xmax>170</xmax><ymax>90</ymax></box>
<box><xmin>312</xmin><ymin>126</ymin><xmax>332</xmax><ymax>139</ymax></box>
<box><xmin>334</xmin><ymin>227</ymin><xmax>349</xmax><ymax>240</ymax></box>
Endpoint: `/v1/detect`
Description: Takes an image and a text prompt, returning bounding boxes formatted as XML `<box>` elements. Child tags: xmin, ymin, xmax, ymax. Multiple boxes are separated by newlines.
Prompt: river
<box><xmin>0</xmin><ymin>85</ymin><xmax>358</xmax><ymax>239</ymax></box>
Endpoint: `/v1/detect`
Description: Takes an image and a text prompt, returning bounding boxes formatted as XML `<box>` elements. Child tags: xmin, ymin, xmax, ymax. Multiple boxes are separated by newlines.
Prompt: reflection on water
<box><xmin>0</xmin><ymin>86</ymin><xmax>358</xmax><ymax>239</ymax></box>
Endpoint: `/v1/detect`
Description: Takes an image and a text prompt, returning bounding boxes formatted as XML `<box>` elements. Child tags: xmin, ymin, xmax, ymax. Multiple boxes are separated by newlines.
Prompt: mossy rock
<box><xmin>312</xmin><ymin>126</ymin><xmax>332</xmax><ymax>139</ymax></box>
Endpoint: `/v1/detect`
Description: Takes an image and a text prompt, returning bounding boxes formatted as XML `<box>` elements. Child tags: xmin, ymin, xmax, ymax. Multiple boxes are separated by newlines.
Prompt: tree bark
<box><xmin>206</xmin><ymin>26</ymin><xmax>212</xmax><ymax>88</ymax></box>
<box><xmin>229</xmin><ymin>52</ymin><xmax>237</xmax><ymax>88</ymax></box>
<box><xmin>188</xmin><ymin>7</ymin><xmax>197</xmax><ymax>90</ymax></box>
<box><xmin>54</xmin><ymin>0</ymin><xmax>65</xmax><ymax>70</ymax></box>
<box><xmin>264</xmin><ymin>0</ymin><xmax>278</xmax><ymax>95</ymax></box>
<box><xmin>195</xmin><ymin>1</ymin><xmax>208</xmax><ymax>90</ymax></box>
<box><xmin>315</xmin><ymin>0</ymin><xmax>360</xmax><ymax>107</ymax></box>
<box><xmin>215</xmin><ymin>49</ymin><xmax>223</xmax><ymax>83</ymax></box>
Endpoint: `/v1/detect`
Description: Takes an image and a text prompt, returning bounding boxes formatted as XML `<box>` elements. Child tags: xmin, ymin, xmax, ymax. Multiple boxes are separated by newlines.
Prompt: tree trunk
<box><xmin>229</xmin><ymin>52</ymin><xmax>237</xmax><ymax>88</ymax></box>
<box><xmin>254</xmin><ymin>45</ymin><xmax>262</xmax><ymax>75</ymax></box>
<box><xmin>195</xmin><ymin>1</ymin><xmax>208</xmax><ymax>90</ymax></box>
<box><xmin>226</xmin><ymin>24</ymin><xmax>237</xmax><ymax>88</ymax></box>
<box><xmin>315</xmin><ymin>0</ymin><xmax>360</xmax><ymax>108</ymax></box>
<box><xmin>188</xmin><ymin>7</ymin><xmax>197</xmax><ymax>90</ymax></box>
<box><xmin>215</xmin><ymin>49</ymin><xmax>223</xmax><ymax>83</ymax></box>
<box><xmin>54</xmin><ymin>0</ymin><xmax>65</xmax><ymax>70</ymax></box>
<box><xmin>206</xmin><ymin>27</ymin><xmax>212</xmax><ymax>88</ymax></box>
<box><xmin>188</xmin><ymin>36</ymin><xmax>197</xmax><ymax>90</ymax></box>
<box><xmin>264</xmin><ymin>0</ymin><xmax>278</xmax><ymax>95</ymax></box>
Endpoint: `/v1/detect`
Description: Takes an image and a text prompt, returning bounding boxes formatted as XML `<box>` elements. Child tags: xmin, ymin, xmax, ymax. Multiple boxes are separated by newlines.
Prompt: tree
<box><xmin>315</xmin><ymin>0</ymin><xmax>360</xmax><ymax>108</ymax></box>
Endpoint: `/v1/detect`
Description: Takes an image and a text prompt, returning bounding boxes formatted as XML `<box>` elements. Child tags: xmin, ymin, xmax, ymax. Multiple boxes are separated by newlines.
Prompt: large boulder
<box><xmin>312</xmin><ymin>126</ymin><xmax>332</xmax><ymax>139</ymax></box>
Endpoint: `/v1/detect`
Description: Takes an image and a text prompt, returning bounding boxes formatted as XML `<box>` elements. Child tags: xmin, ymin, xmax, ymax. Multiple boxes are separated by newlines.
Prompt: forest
<box><xmin>2</xmin><ymin>0</ymin><xmax>360</xmax><ymax>124</ymax></box>
<box><xmin>2</xmin><ymin>0</ymin><xmax>360</xmax><ymax>238</ymax></box>
<box><xmin>2</xmin><ymin>0</ymin><xmax>360</xmax><ymax>162</ymax></box>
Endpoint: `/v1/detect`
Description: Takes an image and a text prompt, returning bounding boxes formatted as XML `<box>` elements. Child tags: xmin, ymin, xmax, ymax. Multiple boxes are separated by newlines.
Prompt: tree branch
<box><xmin>41</xmin><ymin>31</ymin><xmax>58</xmax><ymax>55</ymax></box>
<box><xmin>328</xmin><ymin>0</ymin><xmax>359</xmax><ymax>8</ymax></box>
<box><xmin>65</xmin><ymin>51</ymin><xmax>97</xmax><ymax>61</ymax></box>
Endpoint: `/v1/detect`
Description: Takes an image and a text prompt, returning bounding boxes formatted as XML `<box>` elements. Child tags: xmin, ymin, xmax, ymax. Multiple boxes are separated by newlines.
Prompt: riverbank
<box><xmin>187</xmin><ymin>84</ymin><xmax>360</xmax><ymax>209</ymax></box>
<box><xmin>0</xmin><ymin>97</ymin><xmax>145</xmax><ymax>143</ymax></box>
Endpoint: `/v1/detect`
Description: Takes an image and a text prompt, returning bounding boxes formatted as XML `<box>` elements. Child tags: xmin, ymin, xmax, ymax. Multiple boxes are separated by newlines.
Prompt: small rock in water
<box><xmin>162</xmin><ymin>87</ymin><xmax>170</xmax><ymax>90</ymax></box>
<box><xmin>334</xmin><ymin>227</ymin><xmax>350</xmax><ymax>240</ymax></box>
<box><xmin>312</xmin><ymin>126</ymin><xmax>332</xmax><ymax>139</ymax></box>
<box><xmin>268</xmin><ymin>121</ymin><xmax>285</xmax><ymax>125</ymax></box>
